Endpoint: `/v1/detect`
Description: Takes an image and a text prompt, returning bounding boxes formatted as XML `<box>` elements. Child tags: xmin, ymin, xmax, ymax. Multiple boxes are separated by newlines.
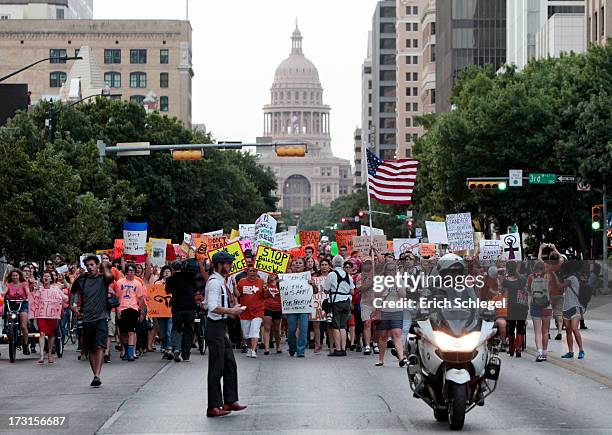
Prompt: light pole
<box><xmin>0</xmin><ymin>56</ymin><xmax>82</xmax><ymax>83</ymax></box>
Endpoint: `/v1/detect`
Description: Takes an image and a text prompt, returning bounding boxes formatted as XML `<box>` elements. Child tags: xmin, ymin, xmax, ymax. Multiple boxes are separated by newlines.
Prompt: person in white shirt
<box><xmin>323</xmin><ymin>255</ymin><xmax>355</xmax><ymax>357</ymax></box>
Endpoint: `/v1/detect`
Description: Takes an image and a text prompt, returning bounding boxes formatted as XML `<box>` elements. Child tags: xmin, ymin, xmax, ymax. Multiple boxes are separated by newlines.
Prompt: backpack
<box><xmin>530</xmin><ymin>275</ymin><xmax>550</xmax><ymax>308</ymax></box>
<box><xmin>322</xmin><ymin>270</ymin><xmax>351</xmax><ymax>312</ymax></box>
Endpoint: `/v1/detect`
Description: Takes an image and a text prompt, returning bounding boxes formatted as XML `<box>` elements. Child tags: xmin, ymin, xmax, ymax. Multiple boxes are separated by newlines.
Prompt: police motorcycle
<box><xmin>405</xmin><ymin>254</ymin><xmax>501</xmax><ymax>430</ymax></box>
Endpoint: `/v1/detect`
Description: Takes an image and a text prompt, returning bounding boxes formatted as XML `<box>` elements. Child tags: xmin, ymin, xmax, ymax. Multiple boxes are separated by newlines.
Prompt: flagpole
<box><xmin>362</xmin><ymin>144</ymin><xmax>374</xmax><ymax>251</ymax></box>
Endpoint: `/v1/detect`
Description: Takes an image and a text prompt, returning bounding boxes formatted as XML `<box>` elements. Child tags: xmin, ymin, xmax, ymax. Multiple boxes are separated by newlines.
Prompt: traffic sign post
<box><xmin>529</xmin><ymin>173</ymin><xmax>556</xmax><ymax>184</ymax></box>
<box><xmin>556</xmin><ymin>175</ymin><xmax>576</xmax><ymax>184</ymax></box>
<box><xmin>577</xmin><ymin>182</ymin><xmax>591</xmax><ymax>192</ymax></box>
<box><xmin>509</xmin><ymin>169</ymin><xmax>523</xmax><ymax>187</ymax></box>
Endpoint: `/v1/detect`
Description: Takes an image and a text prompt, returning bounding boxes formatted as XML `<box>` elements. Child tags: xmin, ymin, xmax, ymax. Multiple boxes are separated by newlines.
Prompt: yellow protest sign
<box><xmin>254</xmin><ymin>245</ymin><xmax>291</xmax><ymax>274</ymax></box>
<box><xmin>207</xmin><ymin>241</ymin><xmax>247</xmax><ymax>275</ymax></box>
<box><xmin>230</xmin><ymin>229</ymin><xmax>240</xmax><ymax>240</ymax></box>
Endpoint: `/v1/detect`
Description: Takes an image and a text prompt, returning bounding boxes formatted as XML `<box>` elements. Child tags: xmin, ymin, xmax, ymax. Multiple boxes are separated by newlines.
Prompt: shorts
<box><xmin>376</xmin><ymin>311</ymin><xmax>403</xmax><ymax>331</ymax></box>
<box><xmin>264</xmin><ymin>310</ymin><xmax>282</xmax><ymax>320</ymax></box>
<box><xmin>330</xmin><ymin>300</ymin><xmax>351</xmax><ymax>330</ymax></box>
<box><xmin>107</xmin><ymin>311</ymin><xmax>116</xmax><ymax>336</ymax></box>
<box><xmin>241</xmin><ymin>317</ymin><xmax>263</xmax><ymax>339</ymax></box>
<box><xmin>82</xmin><ymin>319</ymin><xmax>108</xmax><ymax>352</ymax></box>
<box><xmin>361</xmin><ymin>305</ymin><xmax>374</xmax><ymax>322</ymax></box>
<box><xmin>551</xmin><ymin>295</ymin><xmax>564</xmax><ymax>318</ymax></box>
<box><xmin>37</xmin><ymin>318</ymin><xmax>57</xmax><ymax>336</ymax></box>
<box><xmin>118</xmin><ymin>308</ymin><xmax>139</xmax><ymax>333</ymax></box>
<box><xmin>6</xmin><ymin>300</ymin><xmax>28</xmax><ymax>313</ymax></box>
<box><xmin>530</xmin><ymin>303</ymin><xmax>553</xmax><ymax>320</ymax></box>
<box><xmin>563</xmin><ymin>306</ymin><xmax>583</xmax><ymax>321</ymax></box>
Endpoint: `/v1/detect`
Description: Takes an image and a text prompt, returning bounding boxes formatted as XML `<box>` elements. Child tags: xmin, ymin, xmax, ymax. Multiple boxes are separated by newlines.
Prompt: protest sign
<box><xmin>425</xmin><ymin>221</ymin><xmax>448</xmax><ymax>244</ymax></box>
<box><xmin>360</xmin><ymin>225</ymin><xmax>384</xmax><ymax>236</ymax></box>
<box><xmin>28</xmin><ymin>288</ymin><xmax>64</xmax><ymax>319</ymax></box>
<box><xmin>420</xmin><ymin>243</ymin><xmax>436</xmax><ymax>257</ymax></box>
<box><xmin>190</xmin><ymin>233</ymin><xmax>201</xmax><ymax>248</ymax></box>
<box><xmin>392</xmin><ymin>238</ymin><xmax>420</xmax><ymax>259</ymax></box>
<box><xmin>239</xmin><ymin>224</ymin><xmax>255</xmax><ymax>242</ymax></box>
<box><xmin>167</xmin><ymin>244</ymin><xmax>177</xmax><ymax>262</ymax></box>
<box><xmin>96</xmin><ymin>249</ymin><xmax>112</xmax><ymax>256</ymax></box>
<box><xmin>279</xmin><ymin>271</ymin><xmax>313</xmax><ymax>314</ymax></box>
<box><xmin>147</xmin><ymin>283</ymin><xmax>172</xmax><ymax>318</ymax></box>
<box><xmin>230</xmin><ymin>229</ymin><xmax>240</xmax><ymax>240</ymax></box>
<box><xmin>208</xmin><ymin>235</ymin><xmax>228</xmax><ymax>251</ymax></box>
<box><xmin>254</xmin><ymin>214</ymin><xmax>277</xmax><ymax>249</ymax></box>
<box><xmin>254</xmin><ymin>245</ymin><xmax>291</xmax><ymax>274</ymax></box>
<box><xmin>239</xmin><ymin>239</ymin><xmax>252</xmax><ymax>253</ymax></box>
<box><xmin>207</xmin><ymin>241</ymin><xmax>248</xmax><ymax>275</ymax></box>
<box><xmin>56</xmin><ymin>265</ymin><xmax>69</xmax><ymax>274</ymax></box>
<box><xmin>501</xmin><ymin>233</ymin><xmax>522</xmax><ymax>261</ymax></box>
<box><xmin>446</xmin><ymin>213</ymin><xmax>474</xmax><ymax>252</ymax></box>
<box><xmin>352</xmin><ymin>235</ymin><xmax>387</xmax><ymax>255</ymax></box>
<box><xmin>183</xmin><ymin>233</ymin><xmax>191</xmax><ymax>246</ymax></box>
<box><xmin>479</xmin><ymin>240</ymin><xmax>503</xmax><ymax>266</ymax></box>
<box><xmin>204</xmin><ymin>229</ymin><xmax>223</xmax><ymax>237</ymax></box>
<box><xmin>335</xmin><ymin>229</ymin><xmax>357</xmax><ymax>252</ymax></box>
<box><xmin>150</xmin><ymin>238</ymin><xmax>169</xmax><ymax>267</ymax></box>
<box><xmin>112</xmin><ymin>239</ymin><xmax>124</xmax><ymax>260</ymax></box>
<box><xmin>123</xmin><ymin>222</ymin><xmax>147</xmax><ymax>262</ymax></box>
<box><xmin>288</xmin><ymin>226</ymin><xmax>298</xmax><ymax>237</ymax></box>
<box><xmin>299</xmin><ymin>231</ymin><xmax>320</xmax><ymax>251</ymax></box>
<box><xmin>310</xmin><ymin>276</ymin><xmax>327</xmax><ymax>321</ymax></box>
<box><xmin>273</xmin><ymin>231</ymin><xmax>298</xmax><ymax>251</ymax></box>
<box><xmin>79</xmin><ymin>254</ymin><xmax>101</xmax><ymax>269</ymax></box>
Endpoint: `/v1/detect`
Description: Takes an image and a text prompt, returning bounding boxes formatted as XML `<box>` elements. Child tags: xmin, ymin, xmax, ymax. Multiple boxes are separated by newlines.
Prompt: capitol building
<box><xmin>256</xmin><ymin>25</ymin><xmax>353</xmax><ymax>213</ymax></box>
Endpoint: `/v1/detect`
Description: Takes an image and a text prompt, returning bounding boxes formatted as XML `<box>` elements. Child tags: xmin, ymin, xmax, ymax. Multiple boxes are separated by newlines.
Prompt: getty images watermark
<box><xmin>372</xmin><ymin>272</ymin><xmax>506</xmax><ymax>311</ymax></box>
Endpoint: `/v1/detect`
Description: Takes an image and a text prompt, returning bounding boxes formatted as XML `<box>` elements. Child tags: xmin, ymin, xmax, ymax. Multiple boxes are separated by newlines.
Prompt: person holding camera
<box><xmin>165</xmin><ymin>261</ymin><xmax>197</xmax><ymax>362</ymax></box>
<box><xmin>538</xmin><ymin>243</ymin><xmax>564</xmax><ymax>340</ymax></box>
<box><xmin>204</xmin><ymin>251</ymin><xmax>247</xmax><ymax>418</ymax></box>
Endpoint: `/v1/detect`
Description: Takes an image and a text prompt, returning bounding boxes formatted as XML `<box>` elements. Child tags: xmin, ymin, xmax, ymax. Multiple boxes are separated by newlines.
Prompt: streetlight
<box><xmin>0</xmin><ymin>56</ymin><xmax>82</xmax><ymax>83</ymax></box>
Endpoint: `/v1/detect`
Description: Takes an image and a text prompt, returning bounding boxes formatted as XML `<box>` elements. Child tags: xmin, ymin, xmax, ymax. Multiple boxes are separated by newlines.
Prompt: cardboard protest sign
<box><xmin>112</xmin><ymin>239</ymin><xmax>124</xmax><ymax>260</ymax></box>
<box><xmin>230</xmin><ymin>229</ymin><xmax>240</xmax><ymax>240</ymax></box>
<box><xmin>96</xmin><ymin>249</ymin><xmax>112</xmax><ymax>256</ymax></box>
<box><xmin>239</xmin><ymin>239</ymin><xmax>252</xmax><ymax>253</ymax></box>
<box><xmin>239</xmin><ymin>224</ymin><xmax>255</xmax><ymax>242</ymax></box>
<box><xmin>150</xmin><ymin>238</ymin><xmax>170</xmax><ymax>267</ymax></box>
<box><xmin>80</xmin><ymin>254</ymin><xmax>101</xmax><ymax>269</ymax></box>
<box><xmin>254</xmin><ymin>245</ymin><xmax>291</xmax><ymax>274</ymax></box>
<box><xmin>420</xmin><ymin>243</ymin><xmax>436</xmax><ymax>257</ymax></box>
<box><xmin>183</xmin><ymin>233</ymin><xmax>191</xmax><ymax>246</ymax></box>
<box><xmin>56</xmin><ymin>265</ymin><xmax>69</xmax><ymax>274</ymax></box>
<box><xmin>479</xmin><ymin>240</ymin><xmax>503</xmax><ymax>266</ymax></box>
<box><xmin>28</xmin><ymin>288</ymin><xmax>64</xmax><ymax>319</ymax></box>
<box><xmin>204</xmin><ymin>229</ymin><xmax>223</xmax><ymax>237</ymax></box>
<box><xmin>501</xmin><ymin>233</ymin><xmax>522</xmax><ymax>261</ymax></box>
<box><xmin>208</xmin><ymin>235</ymin><xmax>228</xmax><ymax>251</ymax></box>
<box><xmin>299</xmin><ymin>231</ymin><xmax>320</xmax><ymax>251</ymax></box>
<box><xmin>392</xmin><ymin>238</ymin><xmax>420</xmax><ymax>259</ymax></box>
<box><xmin>254</xmin><ymin>214</ymin><xmax>277</xmax><ymax>249</ymax></box>
<box><xmin>207</xmin><ymin>241</ymin><xmax>248</xmax><ymax>275</ymax></box>
<box><xmin>279</xmin><ymin>271</ymin><xmax>313</xmax><ymax>314</ymax></box>
<box><xmin>310</xmin><ymin>276</ymin><xmax>327</xmax><ymax>321</ymax></box>
<box><xmin>273</xmin><ymin>231</ymin><xmax>298</xmax><ymax>251</ymax></box>
<box><xmin>288</xmin><ymin>226</ymin><xmax>298</xmax><ymax>237</ymax></box>
<box><xmin>147</xmin><ymin>283</ymin><xmax>172</xmax><ymax>318</ymax></box>
<box><xmin>335</xmin><ymin>229</ymin><xmax>357</xmax><ymax>252</ymax></box>
<box><xmin>288</xmin><ymin>246</ymin><xmax>305</xmax><ymax>261</ymax></box>
<box><xmin>425</xmin><ymin>221</ymin><xmax>448</xmax><ymax>244</ymax></box>
<box><xmin>360</xmin><ymin>225</ymin><xmax>384</xmax><ymax>236</ymax></box>
<box><xmin>446</xmin><ymin>213</ymin><xmax>474</xmax><ymax>252</ymax></box>
<box><xmin>166</xmin><ymin>244</ymin><xmax>177</xmax><ymax>262</ymax></box>
<box><xmin>123</xmin><ymin>222</ymin><xmax>148</xmax><ymax>262</ymax></box>
<box><xmin>352</xmin><ymin>235</ymin><xmax>387</xmax><ymax>255</ymax></box>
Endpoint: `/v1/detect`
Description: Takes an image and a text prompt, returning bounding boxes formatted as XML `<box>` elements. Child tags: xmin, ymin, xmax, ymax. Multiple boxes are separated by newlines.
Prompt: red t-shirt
<box><xmin>237</xmin><ymin>277</ymin><xmax>265</xmax><ymax>320</ymax></box>
<box><xmin>545</xmin><ymin>262</ymin><xmax>563</xmax><ymax>297</ymax></box>
<box><xmin>264</xmin><ymin>285</ymin><xmax>282</xmax><ymax>312</ymax></box>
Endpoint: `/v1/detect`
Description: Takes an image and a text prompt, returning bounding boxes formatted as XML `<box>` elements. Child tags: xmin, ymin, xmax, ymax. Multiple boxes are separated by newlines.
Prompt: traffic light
<box><xmin>275</xmin><ymin>144</ymin><xmax>307</xmax><ymax>157</ymax></box>
<box><xmin>466</xmin><ymin>178</ymin><xmax>507</xmax><ymax>190</ymax></box>
<box><xmin>592</xmin><ymin>204</ymin><xmax>603</xmax><ymax>230</ymax></box>
<box><xmin>341</xmin><ymin>217</ymin><xmax>347</xmax><ymax>223</ymax></box>
<box><xmin>172</xmin><ymin>150</ymin><xmax>202</xmax><ymax>160</ymax></box>
<box><xmin>358</xmin><ymin>210</ymin><xmax>366</xmax><ymax>218</ymax></box>
<box><xmin>407</xmin><ymin>219</ymin><xmax>414</xmax><ymax>228</ymax></box>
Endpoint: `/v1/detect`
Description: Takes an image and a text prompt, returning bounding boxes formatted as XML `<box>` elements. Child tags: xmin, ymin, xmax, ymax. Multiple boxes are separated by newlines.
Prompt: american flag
<box><xmin>367</xmin><ymin>149</ymin><xmax>418</xmax><ymax>204</ymax></box>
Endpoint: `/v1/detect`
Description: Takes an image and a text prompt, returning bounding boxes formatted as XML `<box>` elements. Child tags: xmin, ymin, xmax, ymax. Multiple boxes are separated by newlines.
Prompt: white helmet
<box><xmin>436</xmin><ymin>253</ymin><xmax>466</xmax><ymax>276</ymax></box>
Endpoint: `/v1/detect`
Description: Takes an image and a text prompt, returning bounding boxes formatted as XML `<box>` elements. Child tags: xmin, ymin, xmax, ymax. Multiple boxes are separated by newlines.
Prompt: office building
<box><xmin>586</xmin><ymin>0</ymin><xmax>611</xmax><ymax>45</ymax></box>
<box><xmin>0</xmin><ymin>0</ymin><xmax>93</xmax><ymax>20</ymax></box>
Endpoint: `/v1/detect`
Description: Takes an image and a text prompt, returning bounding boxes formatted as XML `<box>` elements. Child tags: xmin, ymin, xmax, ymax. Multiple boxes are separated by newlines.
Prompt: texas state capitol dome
<box><xmin>256</xmin><ymin>24</ymin><xmax>353</xmax><ymax>214</ymax></box>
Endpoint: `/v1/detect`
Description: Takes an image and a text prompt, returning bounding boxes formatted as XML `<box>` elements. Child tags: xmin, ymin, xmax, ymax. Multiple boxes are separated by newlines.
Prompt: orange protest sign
<box><xmin>420</xmin><ymin>243</ymin><xmax>436</xmax><ymax>257</ymax></box>
<box><xmin>387</xmin><ymin>240</ymin><xmax>393</xmax><ymax>253</ymax></box>
<box><xmin>299</xmin><ymin>231</ymin><xmax>320</xmax><ymax>251</ymax></box>
<box><xmin>194</xmin><ymin>236</ymin><xmax>208</xmax><ymax>261</ymax></box>
<box><xmin>112</xmin><ymin>239</ymin><xmax>124</xmax><ymax>259</ymax></box>
<box><xmin>335</xmin><ymin>229</ymin><xmax>357</xmax><ymax>252</ymax></box>
<box><xmin>147</xmin><ymin>283</ymin><xmax>172</xmax><ymax>318</ymax></box>
<box><xmin>208</xmin><ymin>235</ymin><xmax>228</xmax><ymax>251</ymax></box>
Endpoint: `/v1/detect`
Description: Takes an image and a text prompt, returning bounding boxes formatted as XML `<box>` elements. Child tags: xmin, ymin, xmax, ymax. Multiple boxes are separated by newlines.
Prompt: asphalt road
<box><xmin>0</xmin><ymin>297</ymin><xmax>610</xmax><ymax>434</ymax></box>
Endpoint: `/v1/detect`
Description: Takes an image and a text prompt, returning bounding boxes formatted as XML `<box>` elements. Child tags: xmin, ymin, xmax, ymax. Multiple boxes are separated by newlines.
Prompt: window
<box><xmin>380</xmin><ymin>22</ymin><xmax>395</xmax><ymax>34</ymax></box>
<box><xmin>380</xmin><ymin>6</ymin><xmax>395</xmax><ymax>18</ymax></box>
<box><xmin>380</xmin><ymin>38</ymin><xmax>396</xmax><ymax>49</ymax></box>
<box><xmin>405</xmin><ymin>149</ymin><xmax>412</xmax><ymax>158</ymax></box>
<box><xmin>406</xmin><ymin>87</ymin><xmax>411</xmax><ymax>96</ymax></box>
<box><xmin>431</xmin><ymin>22</ymin><xmax>436</xmax><ymax>35</ymax></box>
<box><xmin>406</xmin><ymin>72</ymin><xmax>412</xmax><ymax>81</ymax></box>
<box><xmin>406</xmin><ymin>39</ymin><xmax>411</xmax><ymax>48</ymax></box>
<box><xmin>160</xmin><ymin>96</ymin><xmax>169</xmax><ymax>112</ymax></box>
<box><xmin>380</xmin><ymin>54</ymin><xmax>395</xmax><ymax>65</ymax></box>
<box><xmin>130</xmin><ymin>95</ymin><xmax>145</xmax><ymax>104</ymax></box>
<box><xmin>49</xmin><ymin>71</ymin><xmax>66</xmax><ymax>87</ymax></box>
<box><xmin>413</xmin><ymin>22</ymin><xmax>418</xmax><ymax>31</ymax></box>
<box><xmin>405</xmin><ymin>133</ymin><xmax>412</xmax><ymax>143</ymax></box>
<box><xmin>430</xmin><ymin>89</ymin><xmax>436</xmax><ymax>104</ymax></box>
<box><xmin>368</xmin><ymin>94</ymin><xmax>372</xmax><ymax>103</ymax></box>
<box><xmin>413</xmin><ymin>6</ymin><xmax>418</xmax><ymax>15</ymax></box>
<box><xmin>413</xmin><ymin>55</ymin><xmax>418</xmax><ymax>64</ymax></box>
<box><xmin>0</xmin><ymin>15</ymin><xmax>9</xmax><ymax>20</ymax></box>
<box><xmin>412</xmin><ymin>133</ymin><xmax>419</xmax><ymax>142</ymax></box>
<box><xmin>160</xmin><ymin>49</ymin><xmax>169</xmax><ymax>64</ymax></box>
<box><xmin>413</xmin><ymin>39</ymin><xmax>418</xmax><ymax>48</ymax></box>
<box><xmin>431</xmin><ymin>45</ymin><xmax>436</xmax><ymax>62</ymax></box>
<box><xmin>601</xmin><ymin>6</ymin><xmax>605</xmax><ymax>37</ymax></box>
<box><xmin>379</xmin><ymin>102</ymin><xmax>396</xmax><ymax>112</ymax></box>
<box><xmin>405</xmin><ymin>117</ymin><xmax>412</xmax><ymax>127</ymax></box>
<box><xmin>380</xmin><ymin>86</ymin><xmax>396</xmax><ymax>97</ymax></box>
<box><xmin>160</xmin><ymin>72</ymin><xmax>169</xmax><ymax>88</ymax></box>
<box><xmin>368</xmin><ymin>107</ymin><xmax>372</xmax><ymax>116</ymax></box>
<box><xmin>321</xmin><ymin>167</ymin><xmax>332</xmax><ymax>176</ymax></box>
<box><xmin>381</xmin><ymin>70</ymin><xmax>396</xmax><ymax>81</ymax></box>
<box><xmin>130</xmin><ymin>49</ymin><xmax>147</xmax><ymax>64</ymax></box>
<box><xmin>56</xmin><ymin>8</ymin><xmax>64</xmax><ymax>19</ymax></box>
<box><xmin>104</xmin><ymin>72</ymin><xmax>121</xmax><ymax>88</ymax></box>
<box><xmin>413</xmin><ymin>87</ymin><xmax>418</xmax><ymax>96</ymax></box>
<box><xmin>368</xmin><ymin>80</ymin><xmax>372</xmax><ymax>90</ymax></box>
<box><xmin>130</xmin><ymin>72</ymin><xmax>147</xmax><ymax>88</ymax></box>
<box><xmin>49</xmin><ymin>49</ymin><xmax>67</xmax><ymax>63</ymax></box>
<box><xmin>413</xmin><ymin>102</ymin><xmax>418</xmax><ymax>112</ymax></box>
<box><xmin>382</xmin><ymin>118</ymin><xmax>396</xmax><ymax>129</ymax></box>
<box><xmin>104</xmin><ymin>49</ymin><xmax>121</xmax><ymax>64</ymax></box>
<box><xmin>413</xmin><ymin>72</ymin><xmax>418</xmax><ymax>81</ymax></box>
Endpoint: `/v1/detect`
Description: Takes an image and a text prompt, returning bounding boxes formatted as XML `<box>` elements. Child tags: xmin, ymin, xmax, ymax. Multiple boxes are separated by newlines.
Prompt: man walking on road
<box><xmin>70</xmin><ymin>255</ymin><xmax>114</xmax><ymax>387</ymax></box>
<box><xmin>323</xmin><ymin>255</ymin><xmax>355</xmax><ymax>356</ymax></box>
<box><xmin>165</xmin><ymin>261</ymin><xmax>197</xmax><ymax>362</ymax></box>
<box><xmin>204</xmin><ymin>251</ymin><xmax>247</xmax><ymax>418</ymax></box>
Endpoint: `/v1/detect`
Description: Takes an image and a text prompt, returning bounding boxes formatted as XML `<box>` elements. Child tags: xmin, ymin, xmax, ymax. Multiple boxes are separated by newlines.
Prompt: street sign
<box><xmin>529</xmin><ymin>173</ymin><xmax>556</xmax><ymax>184</ymax></box>
<box><xmin>415</xmin><ymin>228</ymin><xmax>422</xmax><ymax>239</ymax></box>
<box><xmin>577</xmin><ymin>182</ymin><xmax>591</xmax><ymax>192</ymax></box>
<box><xmin>557</xmin><ymin>175</ymin><xmax>576</xmax><ymax>184</ymax></box>
<box><xmin>509</xmin><ymin>169</ymin><xmax>523</xmax><ymax>187</ymax></box>
<box><xmin>406</xmin><ymin>210</ymin><xmax>413</xmax><ymax>218</ymax></box>
<box><xmin>116</xmin><ymin>142</ymin><xmax>151</xmax><ymax>157</ymax></box>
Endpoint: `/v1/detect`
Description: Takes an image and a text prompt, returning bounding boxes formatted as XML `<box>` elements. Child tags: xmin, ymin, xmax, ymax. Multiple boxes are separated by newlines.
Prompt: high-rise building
<box><xmin>436</xmin><ymin>0</ymin><xmax>507</xmax><ymax>113</ymax></box>
<box><xmin>353</xmin><ymin>127</ymin><xmax>363</xmax><ymax>188</ymax></box>
<box><xmin>256</xmin><ymin>25</ymin><xmax>352</xmax><ymax>213</ymax></box>
<box><xmin>396</xmin><ymin>0</ymin><xmax>436</xmax><ymax>160</ymax></box>
<box><xmin>507</xmin><ymin>0</ymin><xmax>584</xmax><ymax>70</ymax></box>
<box><xmin>0</xmin><ymin>0</ymin><xmax>93</xmax><ymax>19</ymax></box>
<box><xmin>370</xmin><ymin>0</ymin><xmax>397</xmax><ymax>160</ymax></box>
<box><xmin>0</xmin><ymin>19</ymin><xmax>193</xmax><ymax>127</ymax></box>
<box><xmin>358</xmin><ymin>31</ymin><xmax>373</xmax><ymax>186</ymax></box>
<box><xmin>586</xmin><ymin>0</ymin><xmax>611</xmax><ymax>45</ymax></box>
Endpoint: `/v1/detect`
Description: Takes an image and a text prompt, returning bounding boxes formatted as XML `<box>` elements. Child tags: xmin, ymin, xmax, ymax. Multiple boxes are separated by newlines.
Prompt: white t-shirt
<box><xmin>323</xmin><ymin>267</ymin><xmax>355</xmax><ymax>303</ymax></box>
<box><xmin>562</xmin><ymin>275</ymin><xmax>582</xmax><ymax>311</ymax></box>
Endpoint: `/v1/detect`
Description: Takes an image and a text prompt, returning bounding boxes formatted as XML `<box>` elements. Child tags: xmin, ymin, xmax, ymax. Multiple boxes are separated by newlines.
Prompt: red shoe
<box><xmin>223</xmin><ymin>402</ymin><xmax>247</xmax><ymax>412</ymax></box>
<box><xmin>206</xmin><ymin>407</ymin><xmax>231</xmax><ymax>417</ymax></box>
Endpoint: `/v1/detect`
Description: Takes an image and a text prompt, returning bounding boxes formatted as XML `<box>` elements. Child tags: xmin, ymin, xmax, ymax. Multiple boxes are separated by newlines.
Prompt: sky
<box><xmin>94</xmin><ymin>0</ymin><xmax>380</xmax><ymax>162</ymax></box>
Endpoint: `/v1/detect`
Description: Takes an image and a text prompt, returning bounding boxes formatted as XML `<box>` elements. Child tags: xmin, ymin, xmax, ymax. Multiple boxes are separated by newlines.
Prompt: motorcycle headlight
<box><xmin>432</xmin><ymin>331</ymin><xmax>480</xmax><ymax>352</ymax></box>
<box><xmin>10</xmin><ymin>313</ymin><xmax>17</xmax><ymax>320</ymax></box>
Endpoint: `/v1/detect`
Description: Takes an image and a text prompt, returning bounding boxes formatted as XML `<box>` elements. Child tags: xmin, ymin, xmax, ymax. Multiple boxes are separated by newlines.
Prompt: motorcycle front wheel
<box><xmin>448</xmin><ymin>382</ymin><xmax>467</xmax><ymax>430</ymax></box>
<box><xmin>8</xmin><ymin>325</ymin><xmax>18</xmax><ymax>363</ymax></box>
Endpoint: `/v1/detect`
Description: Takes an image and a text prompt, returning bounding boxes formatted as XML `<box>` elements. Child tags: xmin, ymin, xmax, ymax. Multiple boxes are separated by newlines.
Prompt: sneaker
<box><xmin>542</xmin><ymin>350</ymin><xmax>548</xmax><ymax>361</ymax></box>
<box><xmin>182</xmin><ymin>354</ymin><xmax>190</xmax><ymax>362</ymax></box>
<box><xmin>289</xmin><ymin>350</ymin><xmax>295</xmax><ymax>357</ymax></box>
<box><xmin>173</xmin><ymin>351</ymin><xmax>181</xmax><ymax>362</ymax></box>
<box><xmin>578</xmin><ymin>350</ymin><xmax>585</xmax><ymax>359</ymax></box>
<box><xmin>391</xmin><ymin>348</ymin><xmax>399</xmax><ymax>359</ymax></box>
<box><xmin>399</xmin><ymin>357</ymin><xmax>408</xmax><ymax>367</ymax></box>
<box><xmin>23</xmin><ymin>347</ymin><xmax>30</xmax><ymax>355</ymax></box>
<box><xmin>251</xmin><ymin>350</ymin><xmax>257</xmax><ymax>359</ymax></box>
<box><xmin>104</xmin><ymin>355</ymin><xmax>111</xmax><ymax>363</ymax></box>
<box><xmin>363</xmin><ymin>346</ymin><xmax>371</xmax><ymax>355</ymax></box>
<box><xmin>554</xmin><ymin>333</ymin><xmax>562</xmax><ymax>341</ymax></box>
<box><xmin>373</xmin><ymin>345</ymin><xmax>380</xmax><ymax>355</ymax></box>
<box><xmin>90</xmin><ymin>376</ymin><xmax>102</xmax><ymax>387</ymax></box>
<box><xmin>535</xmin><ymin>352</ymin><xmax>545</xmax><ymax>362</ymax></box>
<box><xmin>561</xmin><ymin>351</ymin><xmax>574</xmax><ymax>358</ymax></box>
<box><xmin>246</xmin><ymin>349</ymin><xmax>252</xmax><ymax>358</ymax></box>
<box><xmin>241</xmin><ymin>345</ymin><xmax>248</xmax><ymax>353</ymax></box>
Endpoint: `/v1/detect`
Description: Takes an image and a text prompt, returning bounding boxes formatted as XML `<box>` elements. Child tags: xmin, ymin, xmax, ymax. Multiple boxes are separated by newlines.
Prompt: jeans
<box><xmin>172</xmin><ymin>310</ymin><xmax>195</xmax><ymax>357</ymax></box>
<box><xmin>157</xmin><ymin>317</ymin><xmax>173</xmax><ymax>350</ymax></box>
<box><xmin>287</xmin><ymin>313</ymin><xmax>309</xmax><ymax>356</ymax></box>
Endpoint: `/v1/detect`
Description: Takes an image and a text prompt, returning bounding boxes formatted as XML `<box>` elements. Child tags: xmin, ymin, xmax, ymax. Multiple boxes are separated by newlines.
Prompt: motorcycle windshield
<box><xmin>430</xmin><ymin>287</ymin><xmax>480</xmax><ymax>337</ymax></box>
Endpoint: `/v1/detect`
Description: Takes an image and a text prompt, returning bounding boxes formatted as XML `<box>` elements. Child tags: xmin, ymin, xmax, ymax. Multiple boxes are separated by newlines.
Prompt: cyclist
<box><xmin>3</xmin><ymin>269</ymin><xmax>32</xmax><ymax>355</ymax></box>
